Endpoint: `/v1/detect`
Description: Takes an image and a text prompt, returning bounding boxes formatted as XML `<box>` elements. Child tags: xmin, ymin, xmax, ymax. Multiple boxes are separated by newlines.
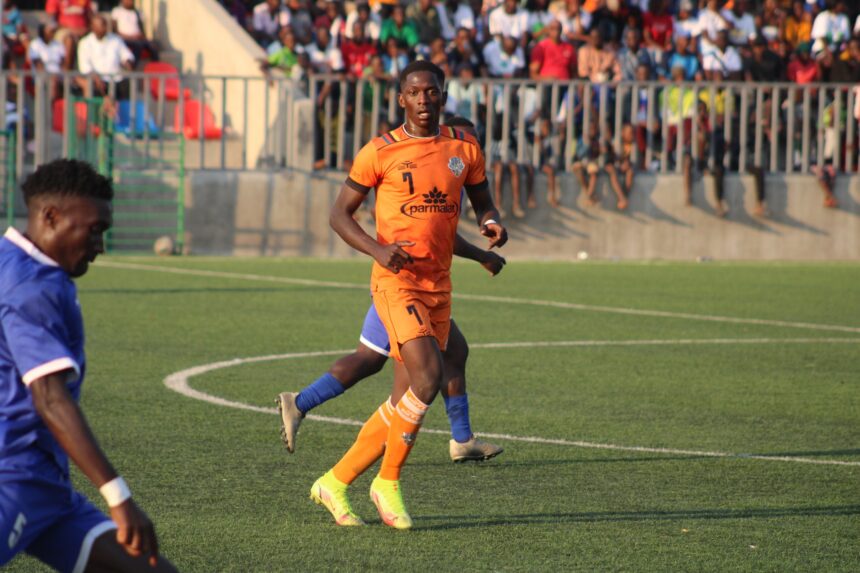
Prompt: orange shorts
<box><xmin>373</xmin><ymin>289</ymin><xmax>451</xmax><ymax>361</ymax></box>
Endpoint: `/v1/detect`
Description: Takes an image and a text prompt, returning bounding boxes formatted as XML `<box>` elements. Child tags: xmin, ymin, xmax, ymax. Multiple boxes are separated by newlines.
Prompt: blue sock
<box><xmin>295</xmin><ymin>373</ymin><xmax>345</xmax><ymax>414</ymax></box>
<box><xmin>444</xmin><ymin>394</ymin><xmax>473</xmax><ymax>443</ymax></box>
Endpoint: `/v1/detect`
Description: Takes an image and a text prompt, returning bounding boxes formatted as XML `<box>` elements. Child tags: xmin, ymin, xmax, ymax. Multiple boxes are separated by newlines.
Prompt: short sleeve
<box><xmin>346</xmin><ymin>142</ymin><xmax>381</xmax><ymax>193</ymax></box>
<box><xmin>0</xmin><ymin>284</ymin><xmax>79</xmax><ymax>387</ymax></box>
<box><xmin>464</xmin><ymin>142</ymin><xmax>487</xmax><ymax>187</ymax></box>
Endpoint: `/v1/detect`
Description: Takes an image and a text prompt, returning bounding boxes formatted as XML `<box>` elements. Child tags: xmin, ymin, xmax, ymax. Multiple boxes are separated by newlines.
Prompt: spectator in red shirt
<box><xmin>45</xmin><ymin>0</ymin><xmax>95</xmax><ymax>65</ymax></box>
<box><xmin>341</xmin><ymin>21</ymin><xmax>376</xmax><ymax>78</ymax></box>
<box><xmin>642</xmin><ymin>0</ymin><xmax>673</xmax><ymax>52</ymax></box>
<box><xmin>529</xmin><ymin>20</ymin><xmax>576</xmax><ymax>81</ymax></box>
<box><xmin>787</xmin><ymin>41</ymin><xmax>818</xmax><ymax>84</ymax></box>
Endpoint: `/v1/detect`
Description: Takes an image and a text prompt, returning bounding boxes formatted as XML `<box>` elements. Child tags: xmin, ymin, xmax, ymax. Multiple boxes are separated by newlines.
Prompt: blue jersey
<box><xmin>0</xmin><ymin>228</ymin><xmax>85</xmax><ymax>478</ymax></box>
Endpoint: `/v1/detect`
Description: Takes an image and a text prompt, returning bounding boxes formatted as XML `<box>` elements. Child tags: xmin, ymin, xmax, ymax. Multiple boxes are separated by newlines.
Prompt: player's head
<box><xmin>398</xmin><ymin>61</ymin><xmax>446</xmax><ymax>135</ymax></box>
<box><xmin>22</xmin><ymin>159</ymin><xmax>113</xmax><ymax>278</ymax></box>
<box><xmin>445</xmin><ymin>116</ymin><xmax>478</xmax><ymax>139</ymax></box>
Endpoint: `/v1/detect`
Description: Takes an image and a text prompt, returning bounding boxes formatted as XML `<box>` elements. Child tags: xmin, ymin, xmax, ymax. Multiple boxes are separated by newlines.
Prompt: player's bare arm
<box><xmin>30</xmin><ymin>368</ymin><xmax>161</xmax><ymax>565</ymax></box>
<box><xmin>465</xmin><ymin>181</ymin><xmax>508</xmax><ymax>249</ymax></box>
<box><xmin>330</xmin><ymin>184</ymin><xmax>414</xmax><ymax>274</ymax></box>
<box><xmin>454</xmin><ymin>233</ymin><xmax>506</xmax><ymax>276</ymax></box>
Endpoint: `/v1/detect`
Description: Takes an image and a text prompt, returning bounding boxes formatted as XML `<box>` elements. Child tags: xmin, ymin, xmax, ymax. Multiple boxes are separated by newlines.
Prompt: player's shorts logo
<box><xmin>8</xmin><ymin>512</ymin><xmax>26</xmax><ymax>549</ymax></box>
<box><xmin>448</xmin><ymin>157</ymin><xmax>465</xmax><ymax>177</ymax></box>
<box><xmin>400</xmin><ymin>187</ymin><xmax>460</xmax><ymax>220</ymax></box>
<box><xmin>402</xmin><ymin>432</ymin><xmax>417</xmax><ymax>445</ymax></box>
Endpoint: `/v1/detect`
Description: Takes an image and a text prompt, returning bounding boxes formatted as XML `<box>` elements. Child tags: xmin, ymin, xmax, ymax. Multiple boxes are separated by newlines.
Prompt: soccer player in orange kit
<box><xmin>311</xmin><ymin>60</ymin><xmax>507</xmax><ymax>529</ymax></box>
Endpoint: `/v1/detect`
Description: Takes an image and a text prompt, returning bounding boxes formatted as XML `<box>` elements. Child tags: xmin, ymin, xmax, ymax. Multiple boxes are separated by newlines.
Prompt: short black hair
<box><xmin>446</xmin><ymin>116</ymin><xmax>475</xmax><ymax>129</ymax></box>
<box><xmin>22</xmin><ymin>159</ymin><xmax>114</xmax><ymax>206</ymax></box>
<box><xmin>399</xmin><ymin>60</ymin><xmax>445</xmax><ymax>92</ymax></box>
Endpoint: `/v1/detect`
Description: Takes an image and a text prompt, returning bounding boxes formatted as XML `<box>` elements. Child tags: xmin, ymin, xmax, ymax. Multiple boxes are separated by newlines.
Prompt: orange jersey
<box><xmin>347</xmin><ymin>125</ymin><xmax>487</xmax><ymax>293</ymax></box>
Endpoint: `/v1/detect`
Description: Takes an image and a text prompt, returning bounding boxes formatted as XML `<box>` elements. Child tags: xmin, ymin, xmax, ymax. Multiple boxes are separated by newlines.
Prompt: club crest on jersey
<box><xmin>448</xmin><ymin>156</ymin><xmax>465</xmax><ymax>177</ymax></box>
<box><xmin>400</xmin><ymin>187</ymin><xmax>460</xmax><ymax>220</ymax></box>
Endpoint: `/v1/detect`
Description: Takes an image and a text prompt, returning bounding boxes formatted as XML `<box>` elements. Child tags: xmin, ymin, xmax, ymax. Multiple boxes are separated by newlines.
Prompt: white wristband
<box><xmin>99</xmin><ymin>477</ymin><xmax>132</xmax><ymax>508</ymax></box>
<box><xmin>482</xmin><ymin>219</ymin><xmax>498</xmax><ymax>227</ymax></box>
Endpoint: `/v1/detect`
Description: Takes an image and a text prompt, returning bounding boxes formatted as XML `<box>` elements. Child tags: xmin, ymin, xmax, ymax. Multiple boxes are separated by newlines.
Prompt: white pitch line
<box><xmin>163</xmin><ymin>339</ymin><xmax>860</xmax><ymax>468</ymax></box>
<box><xmin>96</xmin><ymin>261</ymin><xmax>860</xmax><ymax>334</ymax></box>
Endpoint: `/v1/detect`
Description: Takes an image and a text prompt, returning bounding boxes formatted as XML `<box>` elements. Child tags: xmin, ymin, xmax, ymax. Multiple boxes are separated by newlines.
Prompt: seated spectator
<box><xmin>488</xmin><ymin>0</ymin><xmax>529</xmax><ymax>43</ymax></box>
<box><xmin>439</xmin><ymin>0</ymin><xmax>475</xmax><ymax>39</ymax></box>
<box><xmin>589</xmin><ymin>0</ymin><xmax>625</xmax><ymax>45</ymax></box>
<box><xmin>745</xmin><ymin>35</ymin><xmax>785</xmax><ymax>82</ymax></box>
<box><xmin>525</xmin><ymin>0</ymin><xmax>553</xmax><ymax>43</ymax></box>
<box><xmin>306</xmin><ymin>25</ymin><xmax>344</xmax><ymax>74</ymax></box>
<box><xmin>722</xmin><ymin>0</ymin><xmax>756</xmax><ymax>51</ymax></box>
<box><xmin>380</xmin><ymin>4</ymin><xmax>418</xmax><ymax>50</ymax></box>
<box><xmin>673</xmin><ymin>0</ymin><xmax>701</xmax><ymax>41</ymax></box>
<box><xmin>345</xmin><ymin>3</ymin><xmax>381</xmax><ymax>43</ymax></box>
<box><xmin>572</xmin><ymin>120</ymin><xmax>627</xmax><ymax>210</ymax></box>
<box><xmin>483</xmin><ymin>34</ymin><xmax>524</xmax><ymax>78</ymax></box>
<box><xmin>447</xmin><ymin>27</ymin><xmax>483</xmax><ymax>74</ymax></box>
<box><xmin>286</xmin><ymin>0</ymin><xmax>314</xmax><ymax>45</ymax></box>
<box><xmin>529</xmin><ymin>20</ymin><xmax>576</xmax><ymax>81</ymax></box>
<box><xmin>381</xmin><ymin>37</ymin><xmax>408</xmax><ymax>77</ymax></box>
<box><xmin>407</xmin><ymin>0</ymin><xmax>442</xmax><ymax>53</ymax></box>
<box><xmin>702</xmin><ymin>29</ymin><xmax>742</xmax><ymax>81</ymax></box>
<box><xmin>642</xmin><ymin>0</ymin><xmax>673</xmax><ymax>53</ymax></box>
<box><xmin>698</xmin><ymin>0</ymin><xmax>729</xmax><ymax>57</ymax></box>
<box><xmin>260</xmin><ymin>26</ymin><xmax>301</xmax><ymax>77</ymax></box>
<box><xmin>111</xmin><ymin>0</ymin><xmax>159</xmax><ymax>63</ymax></box>
<box><xmin>318</xmin><ymin>0</ymin><xmax>346</xmax><ymax>48</ymax></box>
<box><xmin>428</xmin><ymin>37</ymin><xmax>450</xmax><ymax>75</ymax></box>
<box><xmin>784</xmin><ymin>0</ymin><xmax>812</xmax><ymax>49</ymax></box>
<box><xmin>614</xmin><ymin>123</ymin><xmax>636</xmax><ymax>205</ymax></box>
<box><xmin>810</xmin><ymin>0</ymin><xmax>851</xmax><ymax>57</ymax></box>
<box><xmin>2</xmin><ymin>1</ymin><xmax>28</xmax><ymax>56</ymax></box>
<box><xmin>76</xmin><ymin>15</ymin><xmax>134</xmax><ymax>99</ymax></box>
<box><xmin>755</xmin><ymin>0</ymin><xmax>784</xmax><ymax>45</ymax></box>
<box><xmin>618</xmin><ymin>28</ymin><xmax>653</xmax><ymax>81</ymax></box>
<box><xmin>577</xmin><ymin>28</ymin><xmax>621</xmax><ymax>83</ymax></box>
<box><xmin>661</xmin><ymin>32</ymin><xmax>701</xmax><ymax>81</ymax></box>
<box><xmin>341</xmin><ymin>20</ymin><xmax>377</xmax><ymax>78</ymax></box>
<box><xmin>786</xmin><ymin>41</ymin><xmax>818</xmax><ymax>84</ymax></box>
<box><xmin>831</xmin><ymin>37</ymin><xmax>860</xmax><ymax>83</ymax></box>
<box><xmin>46</xmin><ymin>0</ymin><xmax>96</xmax><ymax>66</ymax></box>
<box><xmin>28</xmin><ymin>23</ymin><xmax>66</xmax><ymax>100</ymax></box>
<box><xmin>531</xmin><ymin>117</ymin><xmax>558</xmax><ymax>206</ymax></box>
<box><xmin>557</xmin><ymin>0</ymin><xmax>591</xmax><ymax>46</ymax></box>
<box><xmin>252</xmin><ymin>0</ymin><xmax>289</xmax><ymax>47</ymax></box>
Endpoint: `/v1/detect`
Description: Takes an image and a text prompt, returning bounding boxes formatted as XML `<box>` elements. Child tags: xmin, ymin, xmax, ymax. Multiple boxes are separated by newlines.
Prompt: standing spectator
<box><xmin>661</xmin><ymin>62</ymin><xmax>696</xmax><ymax>203</ymax></box>
<box><xmin>345</xmin><ymin>3</ymin><xmax>381</xmax><ymax>43</ymax></box>
<box><xmin>702</xmin><ymin>29</ymin><xmax>743</xmax><ymax>81</ymax></box>
<box><xmin>111</xmin><ymin>0</ymin><xmax>159</xmax><ymax>63</ymax></box>
<box><xmin>618</xmin><ymin>28</ymin><xmax>653</xmax><ymax>81</ymax></box>
<box><xmin>557</xmin><ymin>0</ymin><xmax>592</xmax><ymax>46</ymax></box>
<box><xmin>810</xmin><ymin>0</ymin><xmax>851</xmax><ymax>57</ymax></box>
<box><xmin>252</xmin><ymin>0</ymin><xmax>290</xmax><ymax>47</ymax></box>
<box><xmin>380</xmin><ymin>4</ymin><xmax>418</xmax><ymax>50</ymax></box>
<box><xmin>407</xmin><ymin>0</ymin><xmax>443</xmax><ymax>53</ymax></box>
<box><xmin>577</xmin><ymin>28</ymin><xmax>621</xmax><ymax>83</ymax></box>
<box><xmin>722</xmin><ymin>0</ymin><xmax>757</xmax><ymax>51</ymax></box>
<box><xmin>28</xmin><ymin>23</ymin><xmax>66</xmax><ymax>100</ymax></box>
<box><xmin>341</xmin><ymin>20</ymin><xmax>377</xmax><ymax>78</ymax></box>
<box><xmin>488</xmin><ymin>0</ymin><xmax>529</xmax><ymax>43</ymax></box>
<box><xmin>445</xmin><ymin>62</ymin><xmax>485</xmax><ymax>125</ymax></box>
<box><xmin>784</xmin><ymin>0</ymin><xmax>812</xmax><ymax>49</ymax></box>
<box><xmin>694</xmin><ymin>97</ymin><xmax>728</xmax><ymax>216</ymax></box>
<box><xmin>76</xmin><ymin>15</ymin><xmax>134</xmax><ymax>98</ymax></box>
<box><xmin>447</xmin><ymin>27</ymin><xmax>483</xmax><ymax>73</ymax></box>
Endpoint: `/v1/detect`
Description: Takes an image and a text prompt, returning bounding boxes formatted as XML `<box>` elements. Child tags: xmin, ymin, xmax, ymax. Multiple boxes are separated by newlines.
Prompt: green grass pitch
<box><xmin>7</xmin><ymin>257</ymin><xmax>859</xmax><ymax>572</ymax></box>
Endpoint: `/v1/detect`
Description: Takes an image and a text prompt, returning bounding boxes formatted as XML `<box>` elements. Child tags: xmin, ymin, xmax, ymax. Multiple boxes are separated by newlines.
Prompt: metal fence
<box><xmin>0</xmin><ymin>71</ymin><xmax>857</xmax><ymax>179</ymax></box>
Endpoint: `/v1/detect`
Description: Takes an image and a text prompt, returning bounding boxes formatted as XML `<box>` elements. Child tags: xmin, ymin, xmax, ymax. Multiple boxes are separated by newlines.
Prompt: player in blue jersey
<box><xmin>277</xmin><ymin>117</ymin><xmax>506</xmax><ymax>463</ymax></box>
<box><xmin>0</xmin><ymin>159</ymin><xmax>177</xmax><ymax>572</ymax></box>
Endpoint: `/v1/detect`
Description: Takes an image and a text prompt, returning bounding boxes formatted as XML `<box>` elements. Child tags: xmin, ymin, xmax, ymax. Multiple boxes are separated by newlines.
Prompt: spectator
<box><xmin>428</xmin><ymin>36</ymin><xmax>450</xmax><ymax>75</ymax></box>
<box><xmin>702</xmin><ymin>29</ymin><xmax>742</xmax><ymax>81</ymax></box>
<box><xmin>45</xmin><ymin>0</ymin><xmax>96</xmax><ymax>66</ymax></box>
<box><xmin>525</xmin><ymin>0</ymin><xmax>554</xmax><ymax>43</ymax></box>
<box><xmin>529</xmin><ymin>20</ymin><xmax>576</xmax><ymax>80</ymax></box>
<box><xmin>2</xmin><ymin>1</ymin><xmax>28</xmax><ymax>56</ymax></box>
<box><xmin>698</xmin><ymin>0</ymin><xmax>729</xmax><ymax>56</ymax></box>
<box><xmin>305</xmin><ymin>25</ymin><xmax>344</xmax><ymax>74</ymax></box>
<box><xmin>694</xmin><ymin>97</ymin><xmax>728</xmax><ymax>216</ymax></box>
<box><xmin>784</xmin><ymin>0</ymin><xmax>812</xmax><ymax>48</ymax></box>
<box><xmin>76</xmin><ymin>14</ymin><xmax>134</xmax><ymax>99</ymax></box>
<box><xmin>572</xmin><ymin>120</ymin><xmax>627</xmax><ymax>210</ymax></box>
<box><xmin>447</xmin><ymin>27</ymin><xmax>483</xmax><ymax>73</ymax></box>
<box><xmin>831</xmin><ymin>37</ymin><xmax>860</xmax><ymax>83</ymax></box>
<box><xmin>445</xmin><ymin>62</ymin><xmax>485</xmax><ymax>125</ymax></box>
<box><xmin>660</xmin><ymin>62</ymin><xmax>696</xmax><ymax>203</ymax></box>
<box><xmin>745</xmin><ymin>34</ymin><xmax>786</xmax><ymax>81</ymax></box>
<box><xmin>380</xmin><ymin>4</ymin><xmax>418</xmax><ymax>50</ymax></box>
<box><xmin>111</xmin><ymin>0</ymin><xmax>160</xmax><ymax>63</ymax></box>
<box><xmin>557</xmin><ymin>0</ymin><xmax>592</xmax><ymax>46</ymax></box>
<box><xmin>252</xmin><ymin>0</ymin><xmax>289</xmax><ymax>46</ymax></box>
<box><xmin>28</xmin><ymin>23</ymin><xmax>66</xmax><ymax>100</ymax></box>
<box><xmin>488</xmin><ymin>0</ymin><xmax>529</xmax><ymax>43</ymax></box>
<box><xmin>577</xmin><ymin>28</ymin><xmax>621</xmax><ymax>83</ymax></box>
<box><xmin>787</xmin><ymin>41</ymin><xmax>818</xmax><ymax>83</ymax></box>
<box><xmin>661</xmin><ymin>31</ymin><xmax>701</xmax><ymax>80</ymax></box>
<box><xmin>345</xmin><ymin>3</ymin><xmax>381</xmax><ymax>43</ymax></box>
<box><xmin>533</xmin><ymin>117</ymin><xmax>559</xmax><ymax>206</ymax></box>
<box><xmin>673</xmin><ymin>0</ymin><xmax>701</xmax><ymax>41</ymax></box>
<box><xmin>407</xmin><ymin>0</ymin><xmax>443</xmax><ymax>51</ymax></box>
<box><xmin>341</xmin><ymin>20</ymin><xmax>377</xmax><ymax>78</ymax></box>
<box><xmin>613</xmin><ymin>123</ymin><xmax>636</xmax><ymax>205</ymax></box>
<box><xmin>618</xmin><ymin>28</ymin><xmax>653</xmax><ymax>81</ymax></box>
<box><xmin>810</xmin><ymin>0</ymin><xmax>851</xmax><ymax>57</ymax></box>
<box><xmin>816</xmin><ymin>99</ymin><xmax>841</xmax><ymax>208</ymax></box>
<box><xmin>589</xmin><ymin>0</ymin><xmax>626</xmax><ymax>45</ymax></box>
<box><xmin>483</xmin><ymin>33</ymin><xmax>525</xmax><ymax>77</ymax></box>
<box><xmin>324</xmin><ymin>0</ymin><xmax>347</xmax><ymax>49</ymax></box>
<box><xmin>381</xmin><ymin>37</ymin><xmax>408</xmax><ymax>77</ymax></box>
<box><xmin>443</xmin><ymin>0</ymin><xmax>476</xmax><ymax>35</ymax></box>
<box><xmin>722</xmin><ymin>0</ymin><xmax>757</xmax><ymax>50</ymax></box>
<box><xmin>756</xmin><ymin>0</ymin><xmax>784</xmax><ymax>45</ymax></box>
<box><xmin>642</xmin><ymin>0</ymin><xmax>674</xmax><ymax>53</ymax></box>
<box><xmin>259</xmin><ymin>26</ymin><xmax>301</xmax><ymax>77</ymax></box>
<box><xmin>286</xmin><ymin>0</ymin><xmax>314</xmax><ymax>44</ymax></box>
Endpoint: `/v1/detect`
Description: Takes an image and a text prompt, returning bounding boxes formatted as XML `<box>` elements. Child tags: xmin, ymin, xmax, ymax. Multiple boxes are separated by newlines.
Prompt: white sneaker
<box><xmin>276</xmin><ymin>392</ymin><xmax>304</xmax><ymax>453</ymax></box>
<box><xmin>449</xmin><ymin>436</ymin><xmax>504</xmax><ymax>463</ymax></box>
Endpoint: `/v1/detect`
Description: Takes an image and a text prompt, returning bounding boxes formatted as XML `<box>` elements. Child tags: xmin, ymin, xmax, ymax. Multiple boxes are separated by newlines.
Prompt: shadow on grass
<box><xmin>753</xmin><ymin>448</ymin><xmax>860</xmax><ymax>458</ymax></box>
<box><xmin>415</xmin><ymin>504</ymin><xmax>860</xmax><ymax>530</ymax></box>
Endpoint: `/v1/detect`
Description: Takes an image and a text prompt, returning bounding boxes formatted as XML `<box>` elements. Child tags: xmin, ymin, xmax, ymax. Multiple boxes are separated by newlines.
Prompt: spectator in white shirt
<box><xmin>488</xmin><ymin>0</ymin><xmax>529</xmax><ymax>44</ymax></box>
<box><xmin>673</xmin><ymin>0</ymin><xmax>700</xmax><ymax>41</ymax></box>
<box><xmin>252</xmin><ymin>0</ymin><xmax>290</xmax><ymax>46</ymax></box>
<box><xmin>557</xmin><ymin>0</ymin><xmax>591</xmax><ymax>45</ymax></box>
<box><xmin>811</xmin><ymin>0</ymin><xmax>851</xmax><ymax>57</ymax></box>
<box><xmin>76</xmin><ymin>15</ymin><xmax>135</xmax><ymax>98</ymax></box>
<box><xmin>483</xmin><ymin>34</ymin><xmax>525</xmax><ymax>77</ymax></box>
<box><xmin>702</xmin><ymin>29</ymin><xmax>742</xmax><ymax>81</ymax></box>
<box><xmin>721</xmin><ymin>0</ymin><xmax>756</xmax><ymax>49</ymax></box>
<box><xmin>110</xmin><ymin>0</ymin><xmax>159</xmax><ymax>63</ymax></box>
<box><xmin>344</xmin><ymin>3</ymin><xmax>381</xmax><ymax>42</ymax></box>
<box><xmin>438</xmin><ymin>0</ymin><xmax>475</xmax><ymax>41</ymax></box>
<box><xmin>697</xmin><ymin>0</ymin><xmax>728</xmax><ymax>56</ymax></box>
<box><xmin>28</xmin><ymin>23</ymin><xmax>66</xmax><ymax>100</ymax></box>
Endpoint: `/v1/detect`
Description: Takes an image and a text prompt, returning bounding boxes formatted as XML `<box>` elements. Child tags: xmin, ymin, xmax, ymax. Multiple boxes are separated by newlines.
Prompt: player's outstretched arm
<box><xmin>453</xmin><ymin>233</ymin><xmax>506</xmax><ymax>276</ymax></box>
<box><xmin>464</xmin><ymin>180</ymin><xmax>508</xmax><ymax>249</ymax></box>
<box><xmin>30</xmin><ymin>372</ymin><xmax>161</xmax><ymax>566</ymax></box>
<box><xmin>330</xmin><ymin>183</ymin><xmax>414</xmax><ymax>273</ymax></box>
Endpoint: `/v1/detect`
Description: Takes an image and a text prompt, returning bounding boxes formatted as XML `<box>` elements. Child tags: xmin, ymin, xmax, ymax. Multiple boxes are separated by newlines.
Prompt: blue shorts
<box><xmin>0</xmin><ymin>457</ymin><xmax>116</xmax><ymax>573</ymax></box>
<box><xmin>359</xmin><ymin>303</ymin><xmax>391</xmax><ymax>357</ymax></box>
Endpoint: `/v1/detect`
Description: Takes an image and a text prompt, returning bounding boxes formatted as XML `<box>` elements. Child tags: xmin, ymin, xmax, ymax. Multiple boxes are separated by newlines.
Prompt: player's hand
<box><xmin>110</xmin><ymin>499</ymin><xmax>160</xmax><ymax>567</ymax></box>
<box><xmin>375</xmin><ymin>240</ymin><xmax>414</xmax><ymax>274</ymax></box>
<box><xmin>480</xmin><ymin>251</ymin><xmax>506</xmax><ymax>276</ymax></box>
<box><xmin>481</xmin><ymin>221</ymin><xmax>508</xmax><ymax>249</ymax></box>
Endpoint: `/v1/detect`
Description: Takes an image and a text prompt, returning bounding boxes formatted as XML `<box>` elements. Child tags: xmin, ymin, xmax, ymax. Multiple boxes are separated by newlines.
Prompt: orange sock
<box><xmin>378</xmin><ymin>388</ymin><xmax>429</xmax><ymax>481</ymax></box>
<box><xmin>332</xmin><ymin>400</ymin><xmax>394</xmax><ymax>485</ymax></box>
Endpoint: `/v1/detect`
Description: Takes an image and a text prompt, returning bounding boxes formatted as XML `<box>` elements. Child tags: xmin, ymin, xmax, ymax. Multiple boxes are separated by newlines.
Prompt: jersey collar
<box><xmin>3</xmin><ymin>227</ymin><xmax>61</xmax><ymax>268</ymax></box>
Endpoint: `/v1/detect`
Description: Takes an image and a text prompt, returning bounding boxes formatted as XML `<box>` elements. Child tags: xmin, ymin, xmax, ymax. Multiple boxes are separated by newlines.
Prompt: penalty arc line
<box><xmin>96</xmin><ymin>261</ymin><xmax>860</xmax><ymax>335</ymax></box>
<box><xmin>163</xmin><ymin>339</ymin><xmax>860</xmax><ymax>468</ymax></box>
